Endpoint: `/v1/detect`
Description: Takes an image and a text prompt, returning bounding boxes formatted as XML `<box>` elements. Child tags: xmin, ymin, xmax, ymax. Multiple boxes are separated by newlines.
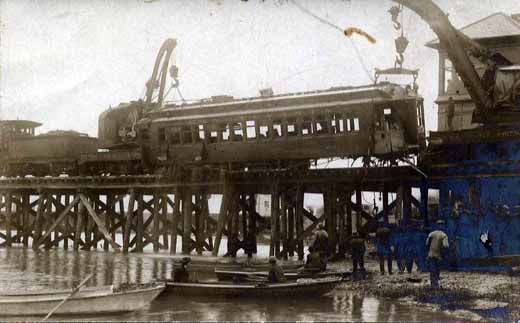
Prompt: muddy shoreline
<box><xmin>329</xmin><ymin>258</ymin><xmax>520</xmax><ymax>321</ymax></box>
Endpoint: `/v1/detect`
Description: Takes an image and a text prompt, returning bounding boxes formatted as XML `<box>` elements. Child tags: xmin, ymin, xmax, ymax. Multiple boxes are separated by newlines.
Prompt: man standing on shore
<box><xmin>426</xmin><ymin>220</ymin><xmax>449</xmax><ymax>288</ymax></box>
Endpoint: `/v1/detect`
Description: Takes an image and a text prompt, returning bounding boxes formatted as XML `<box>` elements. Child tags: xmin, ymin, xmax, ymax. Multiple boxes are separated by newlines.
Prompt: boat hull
<box><xmin>0</xmin><ymin>285</ymin><xmax>165</xmax><ymax>316</ymax></box>
<box><xmin>166</xmin><ymin>277</ymin><xmax>342</xmax><ymax>298</ymax></box>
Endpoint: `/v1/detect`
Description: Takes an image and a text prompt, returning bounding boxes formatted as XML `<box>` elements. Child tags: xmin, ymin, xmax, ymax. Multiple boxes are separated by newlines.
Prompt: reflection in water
<box><xmin>0</xmin><ymin>247</ymin><xmax>465</xmax><ymax>322</ymax></box>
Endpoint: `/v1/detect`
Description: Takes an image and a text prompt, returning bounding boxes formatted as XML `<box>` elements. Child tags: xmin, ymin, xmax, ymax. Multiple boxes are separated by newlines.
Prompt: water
<box><xmin>0</xmin><ymin>247</ymin><xmax>468</xmax><ymax>322</ymax></box>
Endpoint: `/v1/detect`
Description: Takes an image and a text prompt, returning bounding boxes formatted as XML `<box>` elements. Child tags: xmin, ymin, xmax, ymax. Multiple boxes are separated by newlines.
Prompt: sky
<box><xmin>1</xmin><ymin>0</ymin><xmax>519</xmax><ymax>137</ymax></box>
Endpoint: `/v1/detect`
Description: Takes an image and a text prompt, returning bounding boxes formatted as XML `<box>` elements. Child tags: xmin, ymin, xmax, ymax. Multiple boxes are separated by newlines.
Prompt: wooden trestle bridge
<box><xmin>0</xmin><ymin>166</ymin><xmax>425</xmax><ymax>259</ymax></box>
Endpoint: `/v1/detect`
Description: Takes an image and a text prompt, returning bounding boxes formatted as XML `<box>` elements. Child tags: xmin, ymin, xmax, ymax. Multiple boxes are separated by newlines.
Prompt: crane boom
<box><xmin>393</xmin><ymin>0</ymin><xmax>495</xmax><ymax>121</ymax></box>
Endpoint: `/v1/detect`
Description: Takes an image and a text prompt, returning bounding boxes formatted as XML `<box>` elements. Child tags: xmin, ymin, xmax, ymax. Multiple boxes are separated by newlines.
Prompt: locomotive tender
<box><xmin>0</xmin><ymin>120</ymin><xmax>97</xmax><ymax>177</ymax></box>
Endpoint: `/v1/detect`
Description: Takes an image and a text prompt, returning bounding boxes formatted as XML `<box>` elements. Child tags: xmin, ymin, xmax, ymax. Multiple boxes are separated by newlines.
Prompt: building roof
<box><xmin>0</xmin><ymin>120</ymin><xmax>42</xmax><ymax>128</ymax></box>
<box><xmin>426</xmin><ymin>13</ymin><xmax>520</xmax><ymax>48</ymax></box>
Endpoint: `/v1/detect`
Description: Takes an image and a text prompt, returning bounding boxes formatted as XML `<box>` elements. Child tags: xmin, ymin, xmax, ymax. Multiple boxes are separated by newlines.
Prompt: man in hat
<box><xmin>426</xmin><ymin>220</ymin><xmax>449</xmax><ymax>288</ymax></box>
<box><xmin>304</xmin><ymin>246</ymin><xmax>322</xmax><ymax>273</ymax></box>
<box><xmin>172</xmin><ymin>257</ymin><xmax>191</xmax><ymax>282</ymax></box>
<box><xmin>312</xmin><ymin>224</ymin><xmax>330</xmax><ymax>270</ymax></box>
<box><xmin>267</xmin><ymin>256</ymin><xmax>286</xmax><ymax>283</ymax></box>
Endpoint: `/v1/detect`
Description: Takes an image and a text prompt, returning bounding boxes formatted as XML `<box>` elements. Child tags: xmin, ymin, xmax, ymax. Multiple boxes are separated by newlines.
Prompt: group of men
<box><xmin>346</xmin><ymin>220</ymin><xmax>450</xmax><ymax>288</ymax></box>
<box><xmin>172</xmin><ymin>220</ymin><xmax>450</xmax><ymax>288</ymax></box>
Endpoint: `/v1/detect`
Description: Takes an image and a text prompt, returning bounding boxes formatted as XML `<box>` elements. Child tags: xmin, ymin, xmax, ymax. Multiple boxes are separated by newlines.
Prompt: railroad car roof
<box><xmin>144</xmin><ymin>83</ymin><xmax>419</xmax><ymax>123</ymax></box>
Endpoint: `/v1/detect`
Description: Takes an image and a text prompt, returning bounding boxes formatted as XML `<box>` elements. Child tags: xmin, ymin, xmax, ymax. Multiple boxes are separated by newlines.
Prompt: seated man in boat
<box><xmin>304</xmin><ymin>246</ymin><xmax>322</xmax><ymax>273</ymax></box>
<box><xmin>173</xmin><ymin>257</ymin><xmax>191</xmax><ymax>282</ymax></box>
<box><xmin>268</xmin><ymin>256</ymin><xmax>287</xmax><ymax>283</ymax></box>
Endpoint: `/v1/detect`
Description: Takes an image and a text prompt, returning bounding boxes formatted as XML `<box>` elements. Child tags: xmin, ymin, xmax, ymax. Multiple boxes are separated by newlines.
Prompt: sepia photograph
<box><xmin>0</xmin><ymin>0</ymin><xmax>520</xmax><ymax>321</ymax></box>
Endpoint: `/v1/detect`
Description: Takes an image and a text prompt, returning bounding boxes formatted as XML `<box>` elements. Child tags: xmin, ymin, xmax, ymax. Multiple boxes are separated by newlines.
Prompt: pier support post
<box><xmin>170</xmin><ymin>189</ymin><xmax>181</xmax><ymax>254</ymax></box>
<box><xmin>123</xmin><ymin>189</ymin><xmax>136</xmax><ymax>253</ymax></box>
<box><xmin>5</xmin><ymin>193</ymin><xmax>12</xmax><ymax>247</ymax></box>
<box><xmin>136</xmin><ymin>192</ymin><xmax>144</xmax><ymax>253</ymax></box>
<box><xmin>295</xmin><ymin>186</ymin><xmax>304</xmax><ymax>260</ymax></box>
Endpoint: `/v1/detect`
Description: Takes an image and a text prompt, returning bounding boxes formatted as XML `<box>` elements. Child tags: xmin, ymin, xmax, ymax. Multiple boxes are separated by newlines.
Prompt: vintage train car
<box><xmin>0</xmin><ymin>120</ymin><xmax>97</xmax><ymax>177</ymax></box>
<box><xmin>133</xmin><ymin>83</ymin><xmax>426</xmax><ymax>170</ymax></box>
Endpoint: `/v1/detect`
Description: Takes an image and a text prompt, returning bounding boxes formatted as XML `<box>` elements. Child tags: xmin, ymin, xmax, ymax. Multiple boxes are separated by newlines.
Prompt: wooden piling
<box><xmin>136</xmin><ymin>192</ymin><xmax>144</xmax><ymax>253</ymax></box>
<box><xmin>170</xmin><ymin>189</ymin><xmax>181</xmax><ymax>254</ymax></box>
<box><xmin>123</xmin><ymin>189</ymin><xmax>136</xmax><ymax>253</ymax></box>
<box><xmin>5</xmin><ymin>193</ymin><xmax>12</xmax><ymax>247</ymax></box>
<box><xmin>295</xmin><ymin>186</ymin><xmax>304</xmax><ymax>260</ymax></box>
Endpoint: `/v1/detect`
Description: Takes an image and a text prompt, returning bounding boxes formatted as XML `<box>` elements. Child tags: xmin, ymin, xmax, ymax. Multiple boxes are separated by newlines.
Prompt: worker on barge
<box><xmin>375</xmin><ymin>225</ymin><xmax>393</xmax><ymax>275</ymax></box>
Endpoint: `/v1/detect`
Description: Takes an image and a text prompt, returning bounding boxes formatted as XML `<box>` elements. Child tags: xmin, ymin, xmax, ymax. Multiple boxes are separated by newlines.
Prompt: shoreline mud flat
<box><xmin>330</xmin><ymin>259</ymin><xmax>520</xmax><ymax>321</ymax></box>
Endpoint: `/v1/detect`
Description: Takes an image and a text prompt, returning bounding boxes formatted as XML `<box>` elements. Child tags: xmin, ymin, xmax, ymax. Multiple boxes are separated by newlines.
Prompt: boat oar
<box><xmin>40</xmin><ymin>273</ymin><xmax>94</xmax><ymax>322</ymax></box>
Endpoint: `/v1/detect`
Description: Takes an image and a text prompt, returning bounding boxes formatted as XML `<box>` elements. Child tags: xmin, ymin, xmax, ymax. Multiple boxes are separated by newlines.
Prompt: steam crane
<box><xmin>395</xmin><ymin>0</ymin><xmax>518</xmax><ymax>126</ymax></box>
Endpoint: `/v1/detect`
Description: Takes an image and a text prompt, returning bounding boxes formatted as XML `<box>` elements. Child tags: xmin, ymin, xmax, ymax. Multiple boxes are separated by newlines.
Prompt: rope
<box><xmin>290</xmin><ymin>0</ymin><xmax>374</xmax><ymax>83</ymax></box>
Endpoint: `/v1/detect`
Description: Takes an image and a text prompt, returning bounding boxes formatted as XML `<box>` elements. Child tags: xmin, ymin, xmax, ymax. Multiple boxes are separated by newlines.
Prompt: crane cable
<box><xmin>290</xmin><ymin>0</ymin><xmax>375</xmax><ymax>83</ymax></box>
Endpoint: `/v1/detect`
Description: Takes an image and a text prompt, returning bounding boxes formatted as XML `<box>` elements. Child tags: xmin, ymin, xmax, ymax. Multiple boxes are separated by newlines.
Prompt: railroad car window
<box><xmin>233</xmin><ymin>122</ymin><xmax>244</xmax><ymax>141</ymax></box>
<box><xmin>287</xmin><ymin>118</ymin><xmax>297</xmax><ymax>137</ymax></box>
<box><xmin>315</xmin><ymin>115</ymin><xmax>328</xmax><ymax>135</ymax></box>
<box><xmin>246</xmin><ymin>120</ymin><xmax>256</xmax><ymax>139</ymax></box>
<box><xmin>302</xmin><ymin>116</ymin><xmax>313</xmax><ymax>136</ymax></box>
<box><xmin>331</xmin><ymin>114</ymin><xmax>344</xmax><ymax>134</ymax></box>
<box><xmin>258</xmin><ymin>121</ymin><xmax>269</xmax><ymax>139</ymax></box>
<box><xmin>273</xmin><ymin>120</ymin><xmax>282</xmax><ymax>138</ymax></box>
<box><xmin>158</xmin><ymin>128</ymin><xmax>166</xmax><ymax>142</ymax></box>
<box><xmin>181</xmin><ymin>126</ymin><xmax>192</xmax><ymax>144</ymax></box>
<box><xmin>220</xmin><ymin>124</ymin><xmax>230</xmax><ymax>141</ymax></box>
<box><xmin>209</xmin><ymin>130</ymin><xmax>218</xmax><ymax>143</ymax></box>
<box><xmin>345</xmin><ymin>118</ymin><xmax>352</xmax><ymax>132</ymax></box>
<box><xmin>353</xmin><ymin>118</ymin><xmax>360</xmax><ymax>131</ymax></box>
<box><xmin>197</xmin><ymin>125</ymin><xmax>205</xmax><ymax>141</ymax></box>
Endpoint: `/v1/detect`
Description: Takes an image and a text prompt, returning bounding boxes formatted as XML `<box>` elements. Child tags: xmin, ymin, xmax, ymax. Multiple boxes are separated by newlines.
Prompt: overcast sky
<box><xmin>1</xmin><ymin>0</ymin><xmax>519</xmax><ymax>137</ymax></box>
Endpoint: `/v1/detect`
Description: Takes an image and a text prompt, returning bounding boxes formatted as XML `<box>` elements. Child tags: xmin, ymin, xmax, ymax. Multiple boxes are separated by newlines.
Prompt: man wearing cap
<box><xmin>426</xmin><ymin>220</ymin><xmax>449</xmax><ymax>288</ymax></box>
<box><xmin>268</xmin><ymin>257</ymin><xmax>286</xmax><ymax>283</ymax></box>
<box><xmin>172</xmin><ymin>257</ymin><xmax>191</xmax><ymax>283</ymax></box>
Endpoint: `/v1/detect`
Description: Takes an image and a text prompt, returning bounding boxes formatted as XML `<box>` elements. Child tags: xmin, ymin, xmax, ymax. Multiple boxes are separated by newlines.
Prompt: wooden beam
<box><xmin>4</xmin><ymin>193</ymin><xmax>12</xmax><ymax>247</ymax></box>
<box><xmin>79</xmin><ymin>194</ymin><xmax>121</xmax><ymax>252</ymax></box>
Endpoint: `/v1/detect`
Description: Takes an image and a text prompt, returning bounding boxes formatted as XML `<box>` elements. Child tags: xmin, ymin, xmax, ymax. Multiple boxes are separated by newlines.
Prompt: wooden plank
<box><xmin>123</xmin><ymin>189</ymin><xmax>136</xmax><ymax>253</ymax></box>
<box><xmin>212</xmin><ymin>168</ymin><xmax>230</xmax><ymax>256</ymax></box>
<box><xmin>79</xmin><ymin>194</ymin><xmax>121</xmax><ymax>252</ymax></box>
<box><xmin>34</xmin><ymin>195</ymin><xmax>80</xmax><ymax>249</ymax></box>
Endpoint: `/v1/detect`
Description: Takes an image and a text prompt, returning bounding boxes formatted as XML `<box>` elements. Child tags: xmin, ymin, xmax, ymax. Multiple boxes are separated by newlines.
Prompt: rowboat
<box><xmin>165</xmin><ymin>276</ymin><xmax>342</xmax><ymax>297</ymax></box>
<box><xmin>215</xmin><ymin>268</ymin><xmax>350</xmax><ymax>282</ymax></box>
<box><xmin>0</xmin><ymin>283</ymin><xmax>165</xmax><ymax>316</ymax></box>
